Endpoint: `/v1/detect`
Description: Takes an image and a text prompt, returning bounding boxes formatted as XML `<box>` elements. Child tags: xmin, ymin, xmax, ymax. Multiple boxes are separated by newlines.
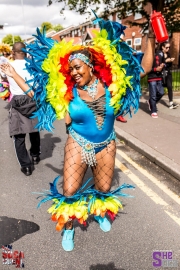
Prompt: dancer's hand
<box><xmin>0</xmin><ymin>62</ymin><xmax>34</xmax><ymax>98</ymax></box>
<box><xmin>0</xmin><ymin>63</ymin><xmax>16</xmax><ymax>78</ymax></box>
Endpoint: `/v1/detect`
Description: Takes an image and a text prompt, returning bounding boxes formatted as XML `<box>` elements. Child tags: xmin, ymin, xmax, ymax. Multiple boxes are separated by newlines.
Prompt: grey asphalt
<box><xmin>115</xmin><ymin>92</ymin><xmax>180</xmax><ymax>181</ymax></box>
<box><xmin>1</xmin><ymin>97</ymin><xmax>180</xmax><ymax>269</ymax></box>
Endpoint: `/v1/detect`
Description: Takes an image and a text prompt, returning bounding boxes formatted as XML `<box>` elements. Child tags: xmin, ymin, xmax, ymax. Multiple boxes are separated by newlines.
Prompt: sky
<box><xmin>0</xmin><ymin>0</ymin><xmax>96</xmax><ymax>42</ymax></box>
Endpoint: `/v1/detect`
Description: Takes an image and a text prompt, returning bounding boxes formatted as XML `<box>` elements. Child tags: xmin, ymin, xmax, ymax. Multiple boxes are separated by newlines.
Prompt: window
<box><xmin>134</xmin><ymin>38</ymin><xmax>142</xmax><ymax>51</ymax></box>
<box><xmin>134</xmin><ymin>38</ymin><xmax>141</xmax><ymax>45</ymax></box>
<box><xmin>126</xmin><ymin>39</ymin><xmax>132</xmax><ymax>47</ymax></box>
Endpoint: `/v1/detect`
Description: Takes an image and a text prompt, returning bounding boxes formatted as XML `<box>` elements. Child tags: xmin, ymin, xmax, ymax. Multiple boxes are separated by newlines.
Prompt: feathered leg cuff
<box><xmin>35</xmin><ymin>176</ymin><xmax>135</xmax><ymax>230</ymax></box>
<box><xmin>35</xmin><ymin>176</ymin><xmax>91</xmax><ymax>231</ymax></box>
<box><xmin>87</xmin><ymin>184</ymin><xmax>135</xmax><ymax>221</ymax></box>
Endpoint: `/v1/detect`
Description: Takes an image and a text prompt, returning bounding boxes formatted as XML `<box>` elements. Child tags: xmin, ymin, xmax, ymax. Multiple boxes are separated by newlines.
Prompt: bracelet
<box><xmin>24</xmin><ymin>88</ymin><xmax>32</xmax><ymax>95</ymax></box>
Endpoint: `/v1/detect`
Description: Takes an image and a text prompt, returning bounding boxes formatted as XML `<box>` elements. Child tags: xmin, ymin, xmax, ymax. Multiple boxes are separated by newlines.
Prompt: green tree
<box><xmin>40</xmin><ymin>22</ymin><xmax>53</xmax><ymax>33</ymax></box>
<box><xmin>53</xmin><ymin>24</ymin><xmax>64</xmax><ymax>32</ymax></box>
<box><xmin>2</xmin><ymin>34</ymin><xmax>22</xmax><ymax>46</ymax></box>
<box><xmin>47</xmin><ymin>0</ymin><xmax>180</xmax><ymax>33</ymax></box>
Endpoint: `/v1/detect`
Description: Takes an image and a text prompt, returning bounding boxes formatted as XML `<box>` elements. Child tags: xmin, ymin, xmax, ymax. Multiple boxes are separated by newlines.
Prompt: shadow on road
<box><xmin>40</xmin><ymin>133</ymin><xmax>61</xmax><ymax>161</ymax></box>
<box><xmin>159</xmin><ymin>99</ymin><xmax>168</xmax><ymax>108</ymax></box>
<box><xmin>0</xmin><ymin>216</ymin><xmax>40</xmax><ymax>246</ymax></box>
<box><xmin>139</xmin><ymin>100</ymin><xmax>151</xmax><ymax>115</ymax></box>
<box><xmin>45</xmin><ymin>163</ymin><xmax>64</xmax><ymax>175</ymax></box>
<box><xmin>89</xmin><ymin>262</ymin><xmax>125</xmax><ymax>270</ymax></box>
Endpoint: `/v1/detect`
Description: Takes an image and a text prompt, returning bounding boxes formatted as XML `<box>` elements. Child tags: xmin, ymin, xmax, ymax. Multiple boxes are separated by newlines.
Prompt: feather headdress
<box><xmin>25</xmin><ymin>14</ymin><xmax>143</xmax><ymax>131</ymax></box>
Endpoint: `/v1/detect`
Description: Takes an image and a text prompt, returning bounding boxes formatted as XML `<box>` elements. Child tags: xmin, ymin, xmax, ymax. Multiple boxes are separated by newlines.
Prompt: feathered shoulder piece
<box><xmin>25</xmin><ymin>14</ymin><xmax>144</xmax><ymax>131</ymax></box>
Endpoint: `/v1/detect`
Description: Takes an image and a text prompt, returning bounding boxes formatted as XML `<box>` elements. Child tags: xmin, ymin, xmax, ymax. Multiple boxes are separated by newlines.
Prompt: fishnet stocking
<box><xmin>65</xmin><ymin>220</ymin><xmax>73</xmax><ymax>230</ymax></box>
<box><xmin>92</xmin><ymin>140</ymin><xmax>116</xmax><ymax>193</ymax></box>
<box><xmin>63</xmin><ymin>136</ymin><xmax>88</xmax><ymax>196</ymax></box>
<box><xmin>63</xmin><ymin>137</ymin><xmax>116</xmax><ymax>227</ymax></box>
<box><xmin>63</xmin><ymin>137</ymin><xmax>116</xmax><ymax>196</ymax></box>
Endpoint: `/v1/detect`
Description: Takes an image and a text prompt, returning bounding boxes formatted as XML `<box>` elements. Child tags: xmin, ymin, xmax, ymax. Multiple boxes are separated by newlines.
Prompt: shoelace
<box><xmin>63</xmin><ymin>229</ymin><xmax>74</xmax><ymax>240</ymax></box>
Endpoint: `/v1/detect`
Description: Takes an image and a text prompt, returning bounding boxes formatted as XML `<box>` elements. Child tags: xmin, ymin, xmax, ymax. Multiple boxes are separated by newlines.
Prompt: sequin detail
<box><xmin>68</xmin><ymin>53</ymin><xmax>93</xmax><ymax>68</ymax></box>
<box><xmin>68</xmin><ymin>126</ymin><xmax>116</xmax><ymax>166</ymax></box>
<box><xmin>80</xmin><ymin>78</ymin><xmax>99</xmax><ymax>100</ymax></box>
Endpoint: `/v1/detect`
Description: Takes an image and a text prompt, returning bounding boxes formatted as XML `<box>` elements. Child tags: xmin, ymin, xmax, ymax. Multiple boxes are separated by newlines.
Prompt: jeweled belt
<box><xmin>68</xmin><ymin>126</ymin><xmax>116</xmax><ymax>166</ymax></box>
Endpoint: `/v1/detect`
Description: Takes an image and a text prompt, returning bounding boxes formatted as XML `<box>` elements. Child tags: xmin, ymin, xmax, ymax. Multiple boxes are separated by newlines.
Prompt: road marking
<box><xmin>115</xmin><ymin>158</ymin><xmax>180</xmax><ymax>227</ymax></box>
<box><xmin>116</xmin><ymin>148</ymin><xmax>180</xmax><ymax>206</ymax></box>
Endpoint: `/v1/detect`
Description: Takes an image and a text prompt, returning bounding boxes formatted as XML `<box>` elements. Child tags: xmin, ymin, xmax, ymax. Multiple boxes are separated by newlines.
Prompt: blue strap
<box><xmin>24</xmin><ymin>88</ymin><xmax>32</xmax><ymax>95</ymax></box>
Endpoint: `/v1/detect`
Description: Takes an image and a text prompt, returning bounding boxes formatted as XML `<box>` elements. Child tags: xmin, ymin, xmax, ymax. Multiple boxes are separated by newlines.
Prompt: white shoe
<box><xmin>151</xmin><ymin>113</ymin><xmax>158</xmax><ymax>118</ymax></box>
<box><xmin>169</xmin><ymin>102</ymin><xmax>179</xmax><ymax>109</ymax></box>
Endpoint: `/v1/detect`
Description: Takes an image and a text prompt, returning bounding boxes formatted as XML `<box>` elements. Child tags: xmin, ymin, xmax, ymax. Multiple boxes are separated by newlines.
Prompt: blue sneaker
<box><xmin>62</xmin><ymin>228</ymin><xmax>74</xmax><ymax>251</ymax></box>
<box><xmin>94</xmin><ymin>215</ymin><xmax>111</xmax><ymax>232</ymax></box>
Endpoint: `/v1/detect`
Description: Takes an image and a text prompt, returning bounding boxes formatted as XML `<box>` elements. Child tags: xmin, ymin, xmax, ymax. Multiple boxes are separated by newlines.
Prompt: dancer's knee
<box><xmin>95</xmin><ymin>184</ymin><xmax>111</xmax><ymax>193</ymax></box>
<box><xmin>63</xmin><ymin>186</ymin><xmax>78</xmax><ymax>197</ymax></box>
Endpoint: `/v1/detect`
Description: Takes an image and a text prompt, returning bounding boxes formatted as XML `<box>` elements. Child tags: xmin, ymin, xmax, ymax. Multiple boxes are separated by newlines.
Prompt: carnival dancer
<box><xmin>0</xmin><ymin>15</ymin><xmax>155</xmax><ymax>252</ymax></box>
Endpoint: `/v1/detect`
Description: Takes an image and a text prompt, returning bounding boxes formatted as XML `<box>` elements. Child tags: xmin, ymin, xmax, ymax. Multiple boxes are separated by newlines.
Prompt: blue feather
<box><xmin>23</xmin><ymin>28</ymin><xmax>57</xmax><ymax>131</ymax></box>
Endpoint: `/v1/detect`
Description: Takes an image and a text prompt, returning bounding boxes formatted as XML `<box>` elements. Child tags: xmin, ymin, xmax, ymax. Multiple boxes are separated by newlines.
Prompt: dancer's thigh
<box><xmin>92</xmin><ymin>140</ymin><xmax>116</xmax><ymax>193</ymax></box>
<box><xmin>63</xmin><ymin>136</ymin><xmax>88</xmax><ymax>196</ymax></box>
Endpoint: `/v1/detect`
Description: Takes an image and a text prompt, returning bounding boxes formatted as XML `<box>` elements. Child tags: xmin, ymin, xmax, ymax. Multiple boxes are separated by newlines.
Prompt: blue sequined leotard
<box><xmin>68</xmin><ymin>86</ymin><xmax>116</xmax><ymax>165</ymax></box>
<box><xmin>69</xmin><ymin>86</ymin><xmax>115</xmax><ymax>143</ymax></box>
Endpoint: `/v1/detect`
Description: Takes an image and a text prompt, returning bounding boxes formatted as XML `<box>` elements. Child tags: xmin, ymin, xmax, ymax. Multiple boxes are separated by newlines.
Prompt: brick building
<box><xmin>26</xmin><ymin>4</ymin><xmax>180</xmax><ymax>66</ymax></box>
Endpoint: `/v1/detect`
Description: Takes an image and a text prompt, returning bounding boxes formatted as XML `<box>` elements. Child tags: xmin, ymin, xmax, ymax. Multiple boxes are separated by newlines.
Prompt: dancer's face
<box><xmin>69</xmin><ymin>58</ymin><xmax>92</xmax><ymax>87</ymax></box>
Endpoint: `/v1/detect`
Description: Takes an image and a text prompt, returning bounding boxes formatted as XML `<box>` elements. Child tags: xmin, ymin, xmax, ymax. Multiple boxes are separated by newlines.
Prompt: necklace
<box><xmin>80</xmin><ymin>78</ymin><xmax>99</xmax><ymax>99</ymax></box>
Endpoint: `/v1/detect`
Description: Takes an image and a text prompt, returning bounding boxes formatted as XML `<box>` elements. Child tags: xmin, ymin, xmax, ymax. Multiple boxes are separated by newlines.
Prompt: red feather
<box><xmin>106</xmin><ymin>210</ymin><xmax>116</xmax><ymax>221</ymax></box>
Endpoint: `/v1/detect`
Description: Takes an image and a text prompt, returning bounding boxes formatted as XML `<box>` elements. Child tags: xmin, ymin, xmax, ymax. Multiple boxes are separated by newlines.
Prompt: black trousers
<box><xmin>166</xmin><ymin>72</ymin><xmax>173</xmax><ymax>102</ymax></box>
<box><xmin>13</xmin><ymin>132</ymin><xmax>40</xmax><ymax>168</ymax></box>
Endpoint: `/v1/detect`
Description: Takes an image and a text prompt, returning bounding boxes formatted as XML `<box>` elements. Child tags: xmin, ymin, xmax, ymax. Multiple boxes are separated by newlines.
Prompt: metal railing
<box><xmin>141</xmin><ymin>65</ymin><xmax>180</xmax><ymax>92</ymax></box>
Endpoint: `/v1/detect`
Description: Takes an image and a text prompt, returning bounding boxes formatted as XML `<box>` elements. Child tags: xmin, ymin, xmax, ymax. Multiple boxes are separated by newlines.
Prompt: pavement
<box><xmin>115</xmin><ymin>91</ymin><xmax>180</xmax><ymax>181</ymax></box>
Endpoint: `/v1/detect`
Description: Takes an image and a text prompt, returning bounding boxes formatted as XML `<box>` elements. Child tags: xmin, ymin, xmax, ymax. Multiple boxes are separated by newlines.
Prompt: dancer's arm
<box><xmin>65</xmin><ymin>113</ymin><xmax>72</xmax><ymax>134</ymax></box>
<box><xmin>140</xmin><ymin>24</ymin><xmax>155</xmax><ymax>78</ymax></box>
<box><xmin>0</xmin><ymin>63</ymin><xmax>34</xmax><ymax>98</ymax></box>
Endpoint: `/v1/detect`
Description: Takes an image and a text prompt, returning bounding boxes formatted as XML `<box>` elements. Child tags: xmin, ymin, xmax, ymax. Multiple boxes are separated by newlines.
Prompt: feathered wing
<box><xmin>24</xmin><ymin>28</ymin><xmax>57</xmax><ymax>131</ymax></box>
<box><xmin>92</xmin><ymin>13</ymin><xmax>144</xmax><ymax>117</ymax></box>
<box><xmin>25</xmin><ymin>14</ymin><xmax>144</xmax><ymax>132</ymax></box>
<box><xmin>24</xmin><ymin>28</ymin><xmax>81</xmax><ymax>131</ymax></box>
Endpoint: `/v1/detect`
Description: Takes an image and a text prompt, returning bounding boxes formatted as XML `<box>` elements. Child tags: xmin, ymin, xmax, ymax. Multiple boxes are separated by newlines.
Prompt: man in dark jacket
<box><xmin>147</xmin><ymin>43</ymin><xmax>165</xmax><ymax>118</ymax></box>
<box><xmin>7</xmin><ymin>42</ymin><xmax>40</xmax><ymax>176</ymax></box>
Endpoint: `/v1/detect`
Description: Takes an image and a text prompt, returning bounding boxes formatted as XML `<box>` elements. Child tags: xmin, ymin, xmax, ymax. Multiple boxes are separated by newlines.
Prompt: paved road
<box><xmin>0</xmin><ymin>99</ymin><xmax>180</xmax><ymax>270</ymax></box>
<box><xmin>115</xmin><ymin>92</ymin><xmax>180</xmax><ymax>181</ymax></box>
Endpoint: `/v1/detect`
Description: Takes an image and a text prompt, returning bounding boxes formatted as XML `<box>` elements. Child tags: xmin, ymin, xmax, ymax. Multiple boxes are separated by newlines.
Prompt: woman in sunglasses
<box><xmin>160</xmin><ymin>42</ymin><xmax>179</xmax><ymax>109</ymax></box>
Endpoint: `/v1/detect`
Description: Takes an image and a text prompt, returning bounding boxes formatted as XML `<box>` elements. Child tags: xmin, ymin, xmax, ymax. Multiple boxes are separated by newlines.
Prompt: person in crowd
<box><xmin>1</xmin><ymin>18</ymin><xmax>155</xmax><ymax>251</ymax></box>
<box><xmin>147</xmin><ymin>42</ymin><xmax>165</xmax><ymax>118</ymax></box>
<box><xmin>0</xmin><ymin>55</ymin><xmax>10</xmax><ymax>101</ymax></box>
<box><xmin>4</xmin><ymin>42</ymin><xmax>41</xmax><ymax>176</ymax></box>
<box><xmin>160</xmin><ymin>42</ymin><xmax>179</xmax><ymax>109</ymax></box>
